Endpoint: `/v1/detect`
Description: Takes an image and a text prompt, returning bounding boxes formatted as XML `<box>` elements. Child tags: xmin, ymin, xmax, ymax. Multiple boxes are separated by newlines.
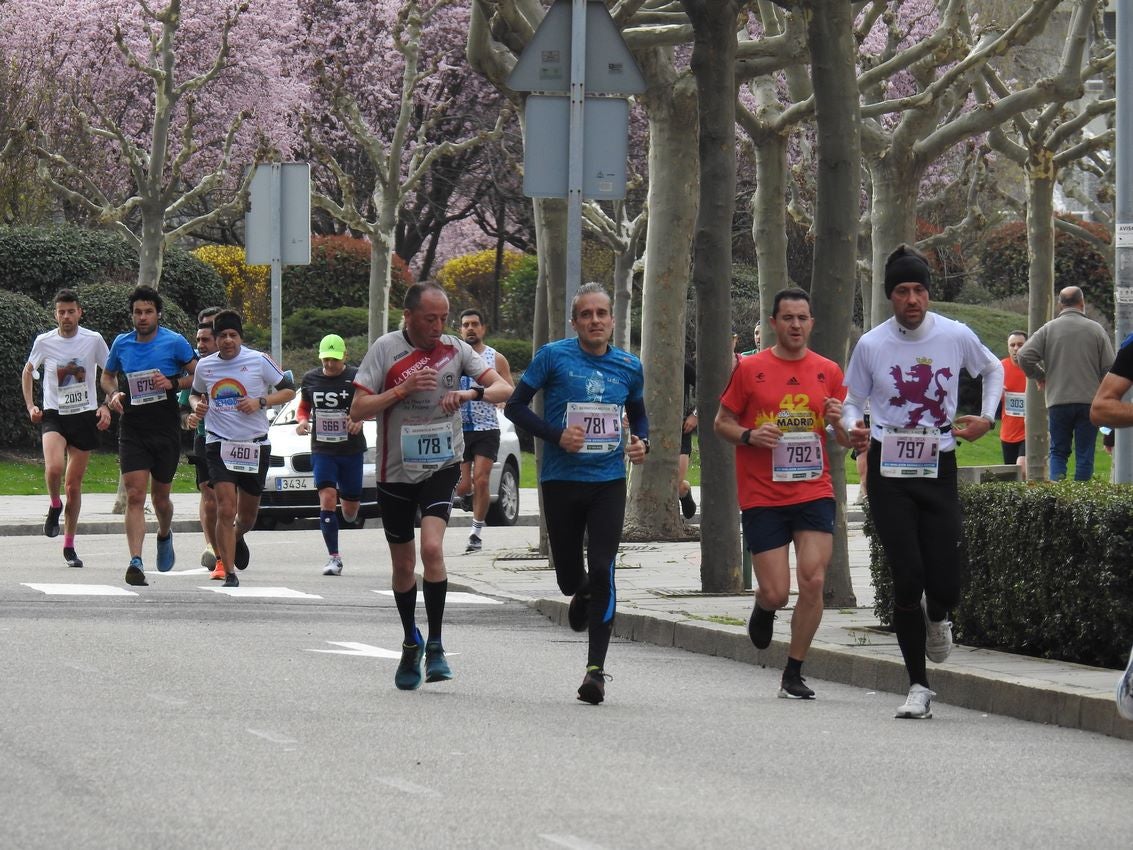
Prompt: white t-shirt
<box><xmin>26</xmin><ymin>326</ymin><xmax>109</xmax><ymax>414</ymax></box>
<box><xmin>192</xmin><ymin>346</ymin><xmax>286</xmax><ymax>443</ymax></box>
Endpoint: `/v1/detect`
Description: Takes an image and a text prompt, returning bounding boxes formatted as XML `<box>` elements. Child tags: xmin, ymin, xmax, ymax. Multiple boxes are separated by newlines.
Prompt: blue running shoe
<box><xmin>156</xmin><ymin>532</ymin><xmax>175</xmax><ymax>572</ymax></box>
<box><xmin>124</xmin><ymin>556</ymin><xmax>147</xmax><ymax>587</ymax></box>
<box><xmin>425</xmin><ymin>641</ymin><xmax>453</xmax><ymax>683</ymax></box>
<box><xmin>394</xmin><ymin>628</ymin><xmax>424</xmax><ymax>691</ymax></box>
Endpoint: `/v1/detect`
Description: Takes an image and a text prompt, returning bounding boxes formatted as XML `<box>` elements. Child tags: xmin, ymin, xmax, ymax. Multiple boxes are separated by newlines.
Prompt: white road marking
<box><xmin>375</xmin><ymin>777</ymin><xmax>437</xmax><ymax>795</ymax></box>
<box><xmin>202</xmin><ymin>586</ymin><xmax>323</xmax><ymax>599</ymax></box>
<box><xmin>539</xmin><ymin>835</ymin><xmax>609</xmax><ymax>850</ymax></box>
<box><xmin>246</xmin><ymin>728</ymin><xmax>298</xmax><ymax>745</ymax></box>
<box><xmin>372</xmin><ymin>590</ymin><xmax>502</xmax><ymax>605</ymax></box>
<box><xmin>147</xmin><ymin>693</ymin><xmax>188</xmax><ymax>707</ymax></box>
<box><xmin>166</xmin><ymin>567</ymin><xmax>209</xmax><ymax>576</ymax></box>
<box><xmin>306</xmin><ymin>641</ymin><xmax>402</xmax><ymax>659</ymax></box>
<box><xmin>22</xmin><ymin>583</ymin><xmax>137</xmax><ymax>596</ymax></box>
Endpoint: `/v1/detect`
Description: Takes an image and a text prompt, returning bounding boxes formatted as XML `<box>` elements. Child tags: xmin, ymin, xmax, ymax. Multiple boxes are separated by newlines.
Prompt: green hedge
<box><xmin>866</xmin><ymin>482</ymin><xmax>1133</xmax><ymax>668</ymax></box>
<box><xmin>0</xmin><ymin>291</ymin><xmax>56</xmax><ymax>448</ymax></box>
<box><xmin>281</xmin><ymin>306</ymin><xmax>369</xmax><ymax>350</ymax></box>
<box><xmin>487</xmin><ymin>337</ymin><xmax>532</xmax><ymax>372</ymax></box>
<box><xmin>0</xmin><ymin>225</ymin><xmax>135</xmax><ymax>304</ymax></box>
<box><xmin>282</xmin><ymin>235</ymin><xmax>412</xmax><ymax>315</ymax></box>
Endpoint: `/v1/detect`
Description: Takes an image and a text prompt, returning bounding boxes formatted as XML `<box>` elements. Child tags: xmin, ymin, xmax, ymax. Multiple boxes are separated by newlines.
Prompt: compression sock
<box><xmin>319</xmin><ymin>510</ymin><xmax>339</xmax><ymax>556</ymax></box>
<box><xmin>394</xmin><ymin>585</ymin><xmax>418</xmax><ymax>644</ymax></box>
<box><xmin>50</xmin><ymin>497</ymin><xmax>63</xmax><ymax>508</ymax></box>
<box><xmin>422</xmin><ymin>578</ymin><xmax>448</xmax><ymax>643</ymax></box>
<box><xmin>64</xmin><ymin>534</ymin><xmax>75</xmax><ymax>549</ymax></box>
<box><xmin>785</xmin><ymin>656</ymin><xmax>804</xmax><ymax>677</ymax></box>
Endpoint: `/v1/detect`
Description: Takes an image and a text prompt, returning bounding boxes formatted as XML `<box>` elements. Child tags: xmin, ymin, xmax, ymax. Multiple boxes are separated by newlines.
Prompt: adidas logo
<box><xmin>787</xmin><ymin>377</ymin><xmax>800</xmax><ymax>386</ymax></box>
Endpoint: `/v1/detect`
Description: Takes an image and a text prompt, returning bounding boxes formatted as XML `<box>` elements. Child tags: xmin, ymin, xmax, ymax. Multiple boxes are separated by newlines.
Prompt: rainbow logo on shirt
<box><xmin>211</xmin><ymin>378</ymin><xmax>246</xmax><ymax>410</ymax></box>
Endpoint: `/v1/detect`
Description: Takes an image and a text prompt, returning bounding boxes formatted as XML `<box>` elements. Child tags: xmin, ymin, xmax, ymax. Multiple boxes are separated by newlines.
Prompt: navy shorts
<box><xmin>377</xmin><ymin>464</ymin><xmax>461</xmax><ymax>545</ymax></box>
<box><xmin>312</xmin><ymin>451</ymin><xmax>365</xmax><ymax>502</ymax></box>
<box><xmin>742</xmin><ymin>498</ymin><xmax>835</xmax><ymax>555</ymax></box>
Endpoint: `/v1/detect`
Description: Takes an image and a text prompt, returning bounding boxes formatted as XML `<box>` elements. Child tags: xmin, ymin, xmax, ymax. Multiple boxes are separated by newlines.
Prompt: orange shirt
<box><xmin>1000</xmin><ymin>357</ymin><xmax>1026</xmax><ymax>444</ymax></box>
<box><xmin>720</xmin><ymin>348</ymin><xmax>846</xmax><ymax>509</ymax></box>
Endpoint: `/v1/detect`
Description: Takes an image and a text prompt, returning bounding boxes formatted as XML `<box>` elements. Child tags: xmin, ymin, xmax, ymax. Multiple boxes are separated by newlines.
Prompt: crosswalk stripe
<box><xmin>22</xmin><ymin>583</ymin><xmax>137</xmax><ymax>596</ymax></box>
<box><xmin>372</xmin><ymin>590</ymin><xmax>502</xmax><ymax>605</ymax></box>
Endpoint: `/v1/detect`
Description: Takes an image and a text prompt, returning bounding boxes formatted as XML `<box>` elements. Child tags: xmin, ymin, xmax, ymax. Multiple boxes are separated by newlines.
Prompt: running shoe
<box><xmin>680</xmin><ymin>491</ymin><xmax>697</xmax><ymax>519</ymax></box>
<box><xmin>1116</xmin><ymin>646</ymin><xmax>1133</xmax><ymax>722</ymax></box>
<box><xmin>895</xmin><ymin>684</ymin><xmax>936</xmax><ymax>719</ymax></box>
<box><xmin>459</xmin><ymin>494</ymin><xmax>473</xmax><ymax>512</ymax></box>
<box><xmin>577</xmin><ymin>667</ymin><xmax>610</xmax><ymax>705</ymax></box>
<box><xmin>124</xmin><ymin>557</ymin><xmax>147</xmax><ymax>586</ymax></box>
<box><xmin>63</xmin><ymin>548</ymin><xmax>83</xmax><ymax>569</ymax></box>
<box><xmin>395</xmin><ymin>628</ymin><xmax>424</xmax><ymax>690</ymax></box>
<box><xmin>424</xmin><ymin>641</ymin><xmax>453</xmax><ymax>682</ymax></box>
<box><xmin>465</xmin><ymin>534</ymin><xmax>482</xmax><ymax>554</ymax></box>
<box><xmin>234</xmin><ymin>533</ymin><xmax>250</xmax><ymax>571</ymax></box>
<box><xmin>778</xmin><ymin>669</ymin><xmax>816</xmax><ymax>700</ymax></box>
<box><xmin>156</xmin><ymin>531</ymin><xmax>175</xmax><ymax>572</ymax></box>
<box><xmin>748</xmin><ymin>605</ymin><xmax>776</xmax><ymax>649</ymax></box>
<box><xmin>44</xmin><ymin>503</ymin><xmax>63</xmax><ymax>538</ymax></box>
<box><xmin>200</xmin><ymin>547</ymin><xmax>217</xmax><ymax>570</ymax></box>
<box><xmin>567</xmin><ymin>591</ymin><xmax>589</xmax><ymax>632</ymax></box>
<box><xmin>322</xmin><ymin>556</ymin><xmax>343</xmax><ymax>576</ymax></box>
<box><xmin>223</xmin><ymin>572</ymin><xmax>239</xmax><ymax>588</ymax></box>
<box><xmin>922</xmin><ymin>595</ymin><xmax>953</xmax><ymax>663</ymax></box>
<box><xmin>209</xmin><ymin>560</ymin><xmax>227</xmax><ymax>581</ymax></box>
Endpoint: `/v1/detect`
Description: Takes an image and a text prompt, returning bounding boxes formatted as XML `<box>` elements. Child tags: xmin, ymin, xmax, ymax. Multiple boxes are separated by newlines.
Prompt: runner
<box><xmin>842</xmin><ymin>245</ymin><xmax>1003</xmax><ymax>719</ymax></box>
<box><xmin>714</xmin><ymin>287</ymin><xmax>850</xmax><ymax>699</ymax></box>
<box><xmin>101</xmin><ymin>286</ymin><xmax>197</xmax><ymax>586</ymax></box>
<box><xmin>453</xmin><ymin>309</ymin><xmax>513</xmax><ymax>553</ymax></box>
<box><xmin>349</xmin><ymin>282</ymin><xmax>510</xmax><ymax>690</ymax></box>
<box><xmin>180</xmin><ymin>308</ymin><xmax>223</xmax><ymax>579</ymax></box>
<box><xmin>189</xmin><ymin>310</ymin><xmax>295</xmax><ymax>587</ymax></box>
<box><xmin>296</xmin><ymin>333</ymin><xmax>366</xmax><ymax>577</ymax></box>
<box><xmin>504</xmin><ymin>282</ymin><xmax>649</xmax><ymax>705</ymax></box>
<box><xmin>999</xmin><ymin>330</ymin><xmax>1028</xmax><ymax>466</ymax></box>
<box><xmin>22</xmin><ymin>289</ymin><xmax>111</xmax><ymax>568</ymax></box>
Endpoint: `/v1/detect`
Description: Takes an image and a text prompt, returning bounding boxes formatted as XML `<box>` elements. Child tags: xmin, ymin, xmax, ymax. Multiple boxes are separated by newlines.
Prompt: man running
<box><xmin>190</xmin><ymin>310</ymin><xmax>295</xmax><ymax>587</ymax></box>
<box><xmin>101</xmin><ymin>286</ymin><xmax>197</xmax><ymax>586</ymax></box>
<box><xmin>505</xmin><ymin>282</ymin><xmax>649</xmax><ymax>705</ymax></box>
<box><xmin>454</xmin><ymin>309</ymin><xmax>513</xmax><ymax>553</ymax></box>
<box><xmin>842</xmin><ymin>245</ymin><xmax>1003</xmax><ymax>719</ymax></box>
<box><xmin>714</xmin><ymin>287</ymin><xmax>850</xmax><ymax>699</ymax></box>
<box><xmin>350</xmin><ymin>282</ymin><xmax>510</xmax><ymax>690</ymax></box>
<box><xmin>22</xmin><ymin>289</ymin><xmax>111</xmax><ymax>568</ymax></box>
<box><xmin>180</xmin><ymin>308</ymin><xmax>223</xmax><ymax>578</ymax></box>
<box><xmin>296</xmin><ymin>333</ymin><xmax>366</xmax><ymax>577</ymax></box>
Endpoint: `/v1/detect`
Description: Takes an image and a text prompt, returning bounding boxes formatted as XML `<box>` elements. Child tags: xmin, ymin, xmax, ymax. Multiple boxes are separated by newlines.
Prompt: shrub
<box><xmin>282</xmin><ymin>306</ymin><xmax>369</xmax><ymax>350</ymax></box>
<box><xmin>0</xmin><ymin>290</ymin><xmax>55</xmax><ymax>448</ymax></box>
<box><xmin>486</xmin><ymin>337</ymin><xmax>533</xmax><ymax>372</ymax></box>
<box><xmin>282</xmin><ymin>235</ymin><xmax>413</xmax><ymax>314</ymax></box>
<box><xmin>437</xmin><ymin>248</ymin><xmax>525</xmax><ymax>314</ymax></box>
<box><xmin>498</xmin><ymin>254</ymin><xmax>537</xmax><ymax>338</ymax></box>
<box><xmin>76</xmin><ymin>283</ymin><xmax>195</xmax><ymax>349</ymax></box>
<box><xmin>159</xmin><ymin>246</ymin><xmax>228</xmax><ymax>319</ymax></box>
<box><xmin>194</xmin><ymin>244</ymin><xmax>269</xmax><ymax>325</ymax></box>
<box><xmin>0</xmin><ymin>225</ymin><xmax>134</xmax><ymax>304</ymax></box>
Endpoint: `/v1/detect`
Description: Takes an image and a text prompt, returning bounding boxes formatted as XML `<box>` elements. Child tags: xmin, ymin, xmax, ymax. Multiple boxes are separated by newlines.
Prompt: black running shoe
<box><xmin>124</xmin><ymin>557</ymin><xmax>147</xmax><ymax>586</ymax></box>
<box><xmin>234</xmin><ymin>533</ymin><xmax>250</xmax><ymax>570</ymax></box>
<box><xmin>748</xmin><ymin>605</ymin><xmax>776</xmax><ymax>649</ymax></box>
<box><xmin>680</xmin><ymin>491</ymin><xmax>697</xmax><ymax>519</ymax></box>
<box><xmin>567</xmin><ymin>592</ymin><xmax>589</xmax><ymax>632</ymax></box>
<box><xmin>44</xmin><ymin>504</ymin><xmax>63</xmax><ymax>538</ymax></box>
<box><xmin>223</xmin><ymin>572</ymin><xmax>239</xmax><ymax>588</ymax></box>
<box><xmin>778</xmin><ymin>670</ymin><xmax>815</xmax><ymax>700</ymax></box>
<box><xmin>63</xmin><ymin>548</ymin><xmax>83</xmax><ymax>568</ymax></box>
<box><xmin>577</xmin><ymin>668</ymin><xmax>610</xmax><ymax>705</ymax></box>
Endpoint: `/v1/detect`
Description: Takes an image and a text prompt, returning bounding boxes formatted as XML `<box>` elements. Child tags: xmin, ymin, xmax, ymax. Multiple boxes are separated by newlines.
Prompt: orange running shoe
<box><xmin>209</xmin><ymin>559</ymin><xmax>226</xmax><ymax>581</ymax></box>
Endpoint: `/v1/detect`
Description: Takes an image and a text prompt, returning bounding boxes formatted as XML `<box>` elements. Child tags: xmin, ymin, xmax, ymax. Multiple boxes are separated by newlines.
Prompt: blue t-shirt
<box><xmin>519</xmin><ymin>338</ymin><xmax>645</xmax><ymax>482</ymax></box>
<box><xmin>106</xmin><ymin>326</ymin><xmax>196</xmax><ymax>429</ymax></box>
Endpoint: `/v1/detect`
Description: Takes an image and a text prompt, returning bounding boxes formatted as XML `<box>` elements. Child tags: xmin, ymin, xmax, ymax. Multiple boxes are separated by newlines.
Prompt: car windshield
<box><xmin>270</xmin><ymin>397</ymin><xmax>300</xmax><ymax>426</ymax></box>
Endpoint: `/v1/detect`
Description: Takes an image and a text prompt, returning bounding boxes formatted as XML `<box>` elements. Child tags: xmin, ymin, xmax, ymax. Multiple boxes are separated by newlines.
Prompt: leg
<box><xmin>581</xmin><ymin>480</ymin><xmax>627</xmax><ymax>671</ymax></box>
<box><xmin>787</xmin><ymin>530</ymin><xmax>832</xmax><ymax>663</ymax></box>
<box><xmin>235</xmin><ymin>489</ymin><xmax>262</xmax><ymax>546</ymax></box>
<box><xmin>199</xmin><ymin>483</ymin><xmax>217</xmax><ymax>551</ymax></box>
<box><xmin>42</xmin><ymin>431</ymin><xmax>66</xmax><ymax>504</ymax></box>
<box><xmin>1072</xmin><ymin>403</ymin><xmax>1098</xmax><ymax>481</ymax></box>
<box><xmin>541</xmin><ymin>482</ymin><xmax>589</xmax><ymax>596</ymax></box>
<box><xmin>470</xmin><ymin>454</ymin><xmax>493</xmax><ymax>524</ymax></box>
<box><xmin>337</xmin><ymin>452</ymin><xmax>364</xmax><ymax>524</ymax></box>
<box><xmin>150</xmin><ymin>479</ymin><xmax>174</xmax><ymax>539</ymax></box>
<box><xmin>677</xmin><ymin>451</ymin><xmax>691</xmax><ymax>499</ymax></box>
<box><xmin>1048</xmin><ymin>405</ymin><xmax>1072</xmax><ymax>481</ymax></box>
<box><xmin>212</xmin><ymin>482</ymin><xmax>238</xmax><ymax>575</ymax></box>
<box><xmin>454</xmin><ymin>460</ymin><xmax>472</xmax><ymax>501</ymax></box>
<box><xmin>318</xmin><ymin>485</ymin><xmax>340</xmax><ymax>555</ymax></box>
<box><xmin>61</xmin><ymin>445</ymin><xmax>92</xmax><ymax>537</ymax></box>
<box><xmin>122</xmin><ymin>470</ymin><xmax>151</xmax><ymax>559</ymax></box>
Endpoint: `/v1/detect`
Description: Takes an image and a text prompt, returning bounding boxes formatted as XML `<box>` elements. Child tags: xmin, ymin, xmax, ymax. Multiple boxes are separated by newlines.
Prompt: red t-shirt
<box><xmin>720</xmin><ymin>348</ymin><xmax>847</xmax><ymax>509</ymax></box>
<box><xmin>999</xmin><ymin>357</ymin><xmax>1026</xmax><ymax>444</ymax></box>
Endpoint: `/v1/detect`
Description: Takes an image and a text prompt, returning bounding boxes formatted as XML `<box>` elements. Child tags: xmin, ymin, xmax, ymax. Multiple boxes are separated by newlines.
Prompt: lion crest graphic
<box><xmin>888</xmin><ymin>362</ymin><xmax>952</xmax><ymax>427</ymax></box>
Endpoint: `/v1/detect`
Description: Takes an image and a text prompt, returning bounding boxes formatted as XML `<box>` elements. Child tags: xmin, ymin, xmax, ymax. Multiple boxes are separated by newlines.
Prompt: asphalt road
<box><xmin>3</xmin><ymin>529</ymin><xmax>1131</xmax><ymax>849</ymax></box>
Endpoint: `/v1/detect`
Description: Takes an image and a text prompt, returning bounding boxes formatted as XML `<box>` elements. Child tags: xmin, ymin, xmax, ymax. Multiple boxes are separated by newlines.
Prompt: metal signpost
<box><xmin>508</xmin><ymin>0</ymin><xmax>644</xmax><ymax>337</ymax></box>
<box><xmin>1114</xmin><ymin>6</ymin><xmax>1132</xmax><ymax>483</ymax></box>
<box><xmin>245</xmin><ymin>162</ymin><xmax>311</xmax><ymax>364</ymax></box>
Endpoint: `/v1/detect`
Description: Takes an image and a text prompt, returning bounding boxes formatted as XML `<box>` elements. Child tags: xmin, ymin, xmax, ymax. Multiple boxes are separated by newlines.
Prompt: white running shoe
<box><xmin>1116</xmin><ymin>646</ymin><xmax>1133</xmax><ymax>722</ymax></box>
<box><xmin>922</xmin><ymin>595</ymin><xmax>953</xmax><ymax>663</ymax></box>
<box><xmin>895</xmin><ymin>684</ymin><xmax>936</xmax><ymax>719</ymax></box>
<box><xmin>322</xmin><ymin>556</ymin><xmax>343</xmax><ymax>576</ymax></box>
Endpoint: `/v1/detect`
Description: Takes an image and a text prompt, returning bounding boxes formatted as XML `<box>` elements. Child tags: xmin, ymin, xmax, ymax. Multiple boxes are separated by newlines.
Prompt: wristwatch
<box><xmin>740</xmin><ymin>428</ymin><xmax>753</xmax><ymax>446</ymax></box>
<box><xmin>472</xmin><ymin>385</ymin><xmax>485</xmax><ymax>401</ymax></box>
<box><xmin>638</xmin><ymin>437</ymin><xmax>650</xmax><ymax>454</ymax></box>
<box><xmin>258</xmin><ymin>397</ymin><xmax>267</xmax><ymax>409</ymax></box>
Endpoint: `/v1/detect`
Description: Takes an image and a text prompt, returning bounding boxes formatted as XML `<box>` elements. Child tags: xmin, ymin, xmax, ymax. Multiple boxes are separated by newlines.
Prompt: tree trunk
<box><xmin>866</xmin><ymin>156</ymin><xmax>920</xmax><ymax>328</ymax></box>
<box><xmin>683</xmin><ymin>1</ymin><xmax>742</xmax><ymax>593</ymax></box>
<box><xmin>1025</xmin><ymin>152</ymin><xmax>1057</xmax><ymax>482</ymax></box>
<box><xmin>751</xmin><ymin>120</ymin><xmax>788</xmax><ymax>346</ymax></box>
<box><xmin>611</xmin><ymin>230</ymin><xmax>635</xmax><ymax>352</ymax></box>
<box><xmin>137</xmin><ymin>212</ymin><xmax>165</xmax><ymax>289</ymax></box>
<box><xmin>804</xmin><ymin>0</ymin><xmax>860</xmax><ymax>608</ymax></box>
<box><xmin>368</xmin><ymin>219</ymin><xmax>395</xmax><ymax>344</ymax></box>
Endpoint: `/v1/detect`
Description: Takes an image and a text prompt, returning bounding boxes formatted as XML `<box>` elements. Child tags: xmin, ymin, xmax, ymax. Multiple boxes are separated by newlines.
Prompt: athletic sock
<box><xmin>319</xmin><ymin>510</ymin><xmax>339</xmax><ymax>555</ymax></box>
<box><xmin>422</xmin><ymin>578</ymin><xmax>448</xmax><ymax>644</ymax></box>
<box><xmin>64</xmin><ymin>534</ymin><xmax>75</xmax><ymax>548</ymax></box>
<box><xmin>471</xmin><ymin>519</ymin><xmax>485</xmax><ymax>537</ymax></box>
<box><xmin>394</xmin><ymin>586</ymin><xmax>418</xmax><ymax>644</ymax></box>
<box><xmin>893</xmin><ymin>604</ymin><xmax>929</xmax><ymax>688</ymax></box>
<box><xmin>50</xmin><ymin>497</ymin><xmax>63</xmax><ymax>508</ymax></box>
<box><xmin>785</xmin><ymin>656</ymin><xmax>803</xmax><ymax>677</ymax></box>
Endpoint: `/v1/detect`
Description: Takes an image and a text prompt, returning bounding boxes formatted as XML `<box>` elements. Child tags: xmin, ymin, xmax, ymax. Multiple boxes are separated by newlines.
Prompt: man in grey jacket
<box><xmin>1017</xmin><ymin>286</ymin><xmax>1114</xmax><ymax>480</ymax></box>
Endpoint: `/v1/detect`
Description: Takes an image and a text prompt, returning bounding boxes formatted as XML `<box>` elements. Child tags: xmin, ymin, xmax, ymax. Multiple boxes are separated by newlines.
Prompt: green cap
<box><xmin>318</xmin><ymin>334</ymin><xmax>346</xmax><ymax>360</ymax></box>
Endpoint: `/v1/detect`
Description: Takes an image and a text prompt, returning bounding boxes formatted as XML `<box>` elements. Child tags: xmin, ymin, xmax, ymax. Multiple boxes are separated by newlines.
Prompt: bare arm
<box><xmin>1091</xmin><ymin>373</ymin><xmax>1133</xmax><ymax>428</ymax></box>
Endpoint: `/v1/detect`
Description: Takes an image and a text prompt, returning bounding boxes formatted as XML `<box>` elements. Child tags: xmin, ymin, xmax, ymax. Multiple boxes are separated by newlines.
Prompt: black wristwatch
<box><xmin>258</xmin><ymin>397</ymin><xmax>267</xmax><ymax>409</ymax></box>
<box><xmin>740</xmin><ymin>428</ymin><xmax>752</xmax><ymax>446</ymax></box>
<box><xmin>638</xmin><ymin>437</ymin><xmax>650</xmax><ymax>454</ymax></box>
<box><xmin>472</xmin><ymin>385</ymin><xmax>485</xmax><ymax>401</ymax></box>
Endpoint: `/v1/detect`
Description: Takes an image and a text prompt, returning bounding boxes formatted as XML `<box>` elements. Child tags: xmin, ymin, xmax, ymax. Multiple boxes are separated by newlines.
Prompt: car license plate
<box><xmin>275</xmin><ymin>477</ymin><xmax>314</xmax><ymax>491</ymax></box>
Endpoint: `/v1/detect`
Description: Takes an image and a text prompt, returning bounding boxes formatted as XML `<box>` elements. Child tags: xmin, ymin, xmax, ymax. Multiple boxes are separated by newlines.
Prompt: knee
<box><xmin>760</xmin><ymin>588</ymin><xmax>790</xmax><ymax>610</ymax></box>
<box><xmin>796</xmin><ymin>571</ymin><xmax>825</xmax><ymax>603</ymax></box>
<box><xmin>419</xmin><ymin>538</ymin><xmax>444</xmax><ymax>568</ymax></box>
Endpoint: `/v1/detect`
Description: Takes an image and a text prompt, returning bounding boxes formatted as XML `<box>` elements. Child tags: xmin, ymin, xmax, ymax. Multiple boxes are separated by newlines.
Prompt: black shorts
<box><xmin>463</xmin><ymin>429</ymin><xmax>501</xmax><ymax>463</ymax></box>
<box><xmin>205</xmin><ymin>439</ymin><xmax>270</xmax><ymax>496</ymax></box>
<box><xmin>41</xmin><ymin>409</ymin><xmax>99</xmax><ymax>452</ymax></box>
<box><xmin>680</xmin><ymin>426</ymin><xmax>696</xmax><ymax>456</ymax></box>
<box><xmin>119</xmin><ymin>424</ymin><xmax>182</xmax><ymax>483</ymax></box>
<box><xmin>377</xmin><ymin>464</ymin><xmax>461</xmax><ymax>545</ymax></box>
<box><xmin>742</xmin><ymin>498</ymin><xmax>835</xmax><ymax>555</ymax></box>
<box><xmin>190</xmin><ymin>433</ymin><xmax>211</xmax><ymax>489</ymax></box>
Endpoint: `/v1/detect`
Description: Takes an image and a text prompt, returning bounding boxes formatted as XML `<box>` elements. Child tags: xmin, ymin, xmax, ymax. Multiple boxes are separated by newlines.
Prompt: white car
<box><xmin>257</xmin><ymin>396</ymin><xmax>521</xmax><ymax>528</ymax></box>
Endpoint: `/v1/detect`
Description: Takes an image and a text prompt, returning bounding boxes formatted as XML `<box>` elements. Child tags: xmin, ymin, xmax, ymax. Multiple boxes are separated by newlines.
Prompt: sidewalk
<box><xmin>3</xmin><ymin>487</ymin><xmax>1129</xmax><ymax>740</ymax></box>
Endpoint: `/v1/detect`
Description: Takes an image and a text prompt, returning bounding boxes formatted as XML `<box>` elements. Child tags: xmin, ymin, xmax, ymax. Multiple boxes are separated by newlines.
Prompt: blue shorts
<box><xmin>742</xmin><ymin>498</ymin><xmax>835</xmax><ymax>555</ymax></box>
<box><xmin>311</xmin><ymin>452</ymin><xmax>365</xmax><ymax>502</ymax></box>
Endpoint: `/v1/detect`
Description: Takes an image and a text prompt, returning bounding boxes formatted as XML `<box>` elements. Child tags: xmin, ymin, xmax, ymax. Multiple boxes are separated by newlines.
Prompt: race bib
<box><xmin>220</xmin><ymin>440</ymin><xmax>262</xmax><ymax>473</ymax></box>
<box><xmin>880</xmin><ymin>426</ymin><xmax>940</xmax><ymax>478</ymax></box>
<box><xmin>1004</xmin><ymin>391</ymin><xmax>1025</xmax><ymax>418</ymax></box>
<box><xmin>565</xmin><ymin>402</ymin><xmax>622</xmax><ymax>453</ymax></box>
<box><xmin>58</xmin><ymin>383</ymin><xmax>90</xmax><ymax>415</ymax></box>
<box><xmin>401</xmin><ymin>421</ymin><xmax>455</xmax><ymax>472</ymax></box>
<box><xmin>772</xmin><ymin>431</ymin><xmax>824</xmax><ymax>482</ymax></box>
<box><xmin>126</xmin><ymin>369</ymin><xmax>166</xmax><ymax>405</ymax></box>
<box><xmin>315</xmin><ymin>409</ymin><xmax>349</xmax><ymax>443</ymax></box>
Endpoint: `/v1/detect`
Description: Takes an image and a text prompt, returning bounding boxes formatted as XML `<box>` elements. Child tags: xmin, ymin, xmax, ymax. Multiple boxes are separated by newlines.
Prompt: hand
<box><xmin>186</xmin><ymin>412</ymin><xmax>200</xmax><ymax>430</ymax></box>
<box><xmin>559</xmin><ymin>425</ymin><xmax>585</xmax><ymax>453</ymax></box>
<box><xmin>747</xmin><ymin>423</ymin><xmax>783</xmax><ymax>449</ymax></box>
<box><xmin>847</xmin><ymin>420</ymin><xmax>869</xmax><ymax>452</ymax></box>
<box><xmin>108</xmin><ymin>392</ymin><xmax>125</xmax><ymax>414</ymax></box>
<box><xmin>193</xmin><ymin>398</ymin><xmax>209</xmax><ymax>417</ymax></box>
<box><xmin>438</xmin><ymin>391</ymin><xmax>465</xmax><ymax>414</ymax></box>
<box><xmin>404</xmin><ymin>367</ymin><xmax>438</xmax><ymax>394</ymax></box>
<box><xmin>626</xmin><ymin>434</ymin><xmax>647</xmax><ymax>465</ymax></box>
<box><xmin>152</xmin><ymin>374</ymin><xmax>173</xmax><ymax>392</ymax></box>
<box><xmin>954</xmin><ymin>414</ymin><xmax>993</xmax><ymax>442</ymax></box>
<box><xmin>347</xmin><ymin>418</ymin><xmax>363</xmax><ymax>436</ymax></box>
<box><xmin>27</xmin><ymin>405</ymin><xmax>42</xmax><ymax>424</ymax></box>
<box><xmin>683</xmin><ymin>413</ymin><xmax>698</xmax><ymax>434</ymax></box>
<box><xmin>235</xmin><ymin>396</ymin><xmax>261</xmax><ymax>414</ymax></box>
<box><xmin>823</xmin><ymin>397</ymin><xmax>843</xmax><ymax>426</ymax></box>
<box><xmin>96</xmin><ymin>405</ymin><xmax>111</xmax><ymax>430</ymax></box>
<box><xmin>296</xmin><ymin>421</ymin><xmax>311</xmax><ymax>436</ymax></box>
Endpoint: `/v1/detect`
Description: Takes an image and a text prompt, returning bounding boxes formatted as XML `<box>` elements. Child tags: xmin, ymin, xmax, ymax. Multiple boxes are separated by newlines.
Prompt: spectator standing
<box><xmin>999</xmin><ymin>330</ymin><xmax>1028</xmax><ymax>466</ymax></box>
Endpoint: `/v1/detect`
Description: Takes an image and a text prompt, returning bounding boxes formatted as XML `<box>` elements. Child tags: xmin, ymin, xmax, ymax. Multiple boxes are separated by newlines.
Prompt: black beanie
<box><xmin>212</xmin><ymin>311</ymin><xmax>243</xmax><ymax>337</ymax></box>
<box><xmin>884</xmin><ymin>246</ymin><xmax>931</xmax><ymax>298</ymax></box>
